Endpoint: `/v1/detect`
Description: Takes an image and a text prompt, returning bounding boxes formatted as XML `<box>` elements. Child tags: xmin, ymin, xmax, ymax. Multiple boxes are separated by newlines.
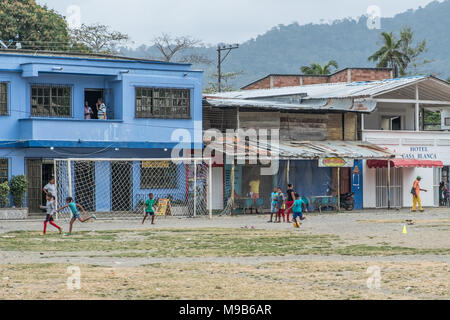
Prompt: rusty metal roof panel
<box><xmin>209</xmin><ymin>138</ymin><xmax>394</xmax><ymax>160</ymax></box>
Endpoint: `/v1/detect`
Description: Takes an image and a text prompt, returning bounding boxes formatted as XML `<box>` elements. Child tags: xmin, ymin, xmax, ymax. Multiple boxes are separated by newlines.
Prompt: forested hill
<box><xmin>120</xmin><ymin>0</ymin><xmax>450</xmax><ymax>89</ymax></box>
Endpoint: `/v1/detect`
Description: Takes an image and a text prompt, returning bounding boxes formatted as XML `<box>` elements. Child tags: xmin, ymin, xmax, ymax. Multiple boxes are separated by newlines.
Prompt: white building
<box><xmin>361</xmin><ymin>76</ymin><xmax>450</xmax><ymax>208</ymax></box>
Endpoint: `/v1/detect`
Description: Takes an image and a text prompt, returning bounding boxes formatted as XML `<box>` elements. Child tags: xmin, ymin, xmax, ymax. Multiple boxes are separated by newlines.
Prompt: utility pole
<box><xmin>217</xmin><ymin>44</ymin><xmax>239</xmax><ymax>92</ymax></box>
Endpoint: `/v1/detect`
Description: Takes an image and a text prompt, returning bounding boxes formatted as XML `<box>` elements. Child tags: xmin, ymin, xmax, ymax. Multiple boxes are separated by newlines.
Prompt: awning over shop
<box><xmin>206</xmin><ymin>138</ymin><xmax>394</xmax><ymax>160</ymax></box>
<box><xmin>367</xmin><ymin>159</ymin><xmax>444</xmax><ymax>168</ymax></box>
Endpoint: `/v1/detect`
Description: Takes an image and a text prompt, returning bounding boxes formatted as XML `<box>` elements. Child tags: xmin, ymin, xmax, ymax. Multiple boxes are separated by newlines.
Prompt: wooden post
<box><xmin>337</xmin><ymin>167</ymin><xmax>341</xmax><ymax>212</ymax></box>
<box><xmin>387</xmin><ymin>159</ymin><xmax>391</xmax><ymax>210</ymax></box>
<box><xmin>286</xmin><ymin>159</ymin><xmax>290</xmax><ymax>185</ymax></box>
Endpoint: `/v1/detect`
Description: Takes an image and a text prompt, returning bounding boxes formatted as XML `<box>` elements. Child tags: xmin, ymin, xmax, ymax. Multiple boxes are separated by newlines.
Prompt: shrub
<box><xmin>0</xmin><ymin>181</ymin><xmax>10</xmax><ymax>208</ymax></box>
<box><xmin>10</xmin><ymin>175</ymin><xmax>28</xmax><ymax>208</ymax></box>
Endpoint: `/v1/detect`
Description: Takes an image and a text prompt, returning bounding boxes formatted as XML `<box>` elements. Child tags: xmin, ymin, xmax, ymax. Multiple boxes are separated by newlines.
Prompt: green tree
<box><xmin>204</xmin><ymin>71</ymin><xmax>243</xmax><ymax>93</ymax></box>
<box><xmin>0</xmin><ymin>0</ymin><xmax>74</xmax><ymax>51</ymax></box>
<box><xmin>368</xmin><ymin>32</ymin><xmax>408</xmax><ymax>77</ymax></box>
<box><xmin>368</xmin><ymin>27</ymin><xmax>428</xmax><ymax>77</ymax></box>
<box><xmin>0</xmin><ymin>181</ymin><xmax>10</xmax><ymax>208</ymax></box>
<box><xmin>300</xmin><ymin>60</ymin><xmax>339</xmax><ymax>75</ymax></box>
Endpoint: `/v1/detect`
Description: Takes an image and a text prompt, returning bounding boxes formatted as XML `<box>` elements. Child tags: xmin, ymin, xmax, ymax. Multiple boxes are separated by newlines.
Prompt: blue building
<box><xmin>0</xmin><ymin>50</ymin><xmax>203</xmax><ymax>213</ymax></box>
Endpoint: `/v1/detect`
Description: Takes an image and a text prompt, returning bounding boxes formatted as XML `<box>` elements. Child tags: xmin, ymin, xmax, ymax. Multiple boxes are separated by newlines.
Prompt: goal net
<box><xmin>53</xmin><ymin>158</ymin><xmax>212</xmax><ymax>220</ymax></box>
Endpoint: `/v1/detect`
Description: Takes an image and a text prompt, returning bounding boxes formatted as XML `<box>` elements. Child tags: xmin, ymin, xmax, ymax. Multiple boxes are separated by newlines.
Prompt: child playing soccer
<box><xmin>268</xmin><ymin>187</ymin><xmax>279</xmax><ymax>223</ymax></box>
<box><xmin>56</xmin><ymin>197</ymin><xmax>96</xmax><ymax>235</ymax></box>
<box><xmin>287</xmin><ymin>193</ymin><xmax>308</xmax><ymax>228</ymax></box>
<box><xmin>142</xmin><ymin>193</ymin><xmax>156</xmax><ymax>224</ymax></box>
<box><xmin>40</xmin><ymin>194</ymin><xmax>62</xmax><ymax>235</ymax></box>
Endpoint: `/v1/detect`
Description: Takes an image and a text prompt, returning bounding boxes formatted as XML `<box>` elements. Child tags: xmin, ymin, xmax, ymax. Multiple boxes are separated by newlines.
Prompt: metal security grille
<box><xmin>31</xmin><ymin>85</ymin><xmax>72</xmax><ymax>117</ymax></box>
<box><xmin>135</xmin><ymin>87</ymin><xmax>190</xmax><ymax>119</ymax></box>
<box><xmin>375</xmin><ymin>167</ymin><xmax>403</xmax><ymax>208</ymax></box>
<box><xmin>54</xmin><ymin>158</ymin><xmax>212</xmax><ymax>220</ymax></box>
<box><xmin>0</xmin><ymin>82</ymin><xmax>8</xmax><ymax>115</ymax></box>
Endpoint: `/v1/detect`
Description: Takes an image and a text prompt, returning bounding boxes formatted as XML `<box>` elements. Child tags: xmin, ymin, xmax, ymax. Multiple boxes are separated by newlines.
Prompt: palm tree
<box><xmin>368</xmin><ymin>32</ymin><xmax>409</xmax><ymax>77</ymax></box>
<box><xmin>301</xmin><ymin>60</ymin><xmax>339</xmax><ymax>75</ymax></box>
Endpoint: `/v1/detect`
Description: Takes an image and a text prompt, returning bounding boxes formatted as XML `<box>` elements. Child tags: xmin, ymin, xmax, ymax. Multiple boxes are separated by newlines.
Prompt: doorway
<box><xmin>26</xmin><ymin>159</ymin><xmax>55</xmax><ymax>213</ymax></box>
<box><xmin>84</xmin><ymin>89</ymin><xmax>104</xmax><ymax>119</ymax></box>
<box><xmin>74</xmin><ymin>161</ymin><xmax>95</xmax><ymax>212</ymax></box>
<box><xmin>375</xmin><ymin>167</ymin><xmax>403</xmax><ymax>208</ymax></box>
<box><xmin>111</xmin><ymin>161</ymin><xmax>132</xmax><ymax>212</ymax></box>
<box><xmin>242</xmin><ymin>165</ymin><xmax>274</xmax><ymax>209</ymax></box>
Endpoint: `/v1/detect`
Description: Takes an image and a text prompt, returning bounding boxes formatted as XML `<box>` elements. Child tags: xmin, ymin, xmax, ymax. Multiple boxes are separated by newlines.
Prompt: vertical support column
<box><xmin>387</xmin><ymin>159</ymin><xmax>391</xmax><ymax>210</ymax></box>
<box><xmin>230</xmin><ymin>164</ymin><xmax>235</xmax><ymax>210</ymax></box>
<box><xmin>208</xmin><ymin>158</ymin><xmax>213</xmax><ymax>219</ymax></box>
<box><xmin>54</xmin><ymin>160</ymin><xmax>58</xmax><ymax>220</ymax></box>
<box><xmin>337</xmin><ymin>167</ymin><xmax>341</xmax><ymax>212</ymax></box>
<box><xmin>286</xmin><ymin>159</ymin><xmax>290</xmax><ymax>185</ymax></box>
<box><xmin>67</xmin><ymin>159</ymin><xmax>72</xmax><ymax>198</ymax></box>
<box><xmin>193</xmin><ymin>159</ymin><xmax>197</xmax><ymax>217</ymax></box>
<box><xmin>415</xmin><ymin>84</ymin><xmax>420</xmax><ymax>132</ymax></box>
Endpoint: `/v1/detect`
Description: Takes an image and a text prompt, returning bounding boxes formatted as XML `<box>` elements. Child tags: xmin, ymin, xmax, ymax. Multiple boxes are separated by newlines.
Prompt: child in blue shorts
<box><xmin>288</xmin><ymin>193</ymin><xmax>308</xmax><ymax>228</ymax></box>
<box><xmin>57</xmin><ymin>197</ymin><xmax>96</xmax><ymax>235</ymax></box>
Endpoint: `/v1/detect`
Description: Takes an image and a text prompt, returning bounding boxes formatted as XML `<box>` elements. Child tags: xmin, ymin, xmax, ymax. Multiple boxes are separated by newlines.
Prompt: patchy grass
<box><xmin>2</xmin><ymin>228</ymin><xmax>450</xmax><ymax>258</ymax></box>
<box><xmin>0</xmin><ymin>228</ymin><xmax>337</xmax><ymax>257</ymax></box>
<box><xmin>1</xmin><ymin>261</ymin><xmax>449</xmax><ymax>300</ymax></box>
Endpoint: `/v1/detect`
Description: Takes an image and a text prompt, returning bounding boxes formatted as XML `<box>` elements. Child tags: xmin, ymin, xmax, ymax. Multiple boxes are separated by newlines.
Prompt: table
<box><xmin>312</xmin><ymin>196</ymin><xmax>338</xmax><ymax>213</ymax></box>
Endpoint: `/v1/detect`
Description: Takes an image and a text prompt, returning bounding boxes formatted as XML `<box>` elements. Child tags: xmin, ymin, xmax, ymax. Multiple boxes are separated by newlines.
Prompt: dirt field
<box><xmin>0</xmin><ymin>208</ymin><xmax>449</xmax><ymax>300</ymax></box>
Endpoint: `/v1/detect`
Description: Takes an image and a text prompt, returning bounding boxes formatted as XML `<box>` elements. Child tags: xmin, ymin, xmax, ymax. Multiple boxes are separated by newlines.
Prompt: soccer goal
<box><xmin>53</xmin><ymin>158</ymin><xmax>212</xmax><ymax>220</ymax></box>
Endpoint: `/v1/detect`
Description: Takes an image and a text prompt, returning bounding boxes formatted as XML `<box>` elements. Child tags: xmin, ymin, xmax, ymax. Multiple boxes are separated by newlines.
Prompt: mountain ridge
<box><xmin>120</xmin><ymin>0</ymin><xmax>450</xmax><ymax>89</ymax></box>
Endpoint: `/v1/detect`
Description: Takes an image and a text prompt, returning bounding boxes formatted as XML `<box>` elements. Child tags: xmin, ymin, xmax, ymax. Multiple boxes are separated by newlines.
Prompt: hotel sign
<box><xmin>318</xmin><ymin>157</ymin><xmax>354</xmax><ymax>168</ymax></box>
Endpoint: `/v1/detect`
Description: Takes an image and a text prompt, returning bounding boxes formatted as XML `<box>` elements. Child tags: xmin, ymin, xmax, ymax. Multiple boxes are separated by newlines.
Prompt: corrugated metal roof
<box><xmin>204</xmin><ymin>97</ymin><xmax>377</xmax><ymax>112</ymax></box>
<box><xmin>206</xmin><ymin>76</ymin><xmax>427</xmax><ymax>100</ymax></box>
<box><xmin>207</xmin><ymin>138</ymin><xmax>394</xmax><ymax>160</ymax></box>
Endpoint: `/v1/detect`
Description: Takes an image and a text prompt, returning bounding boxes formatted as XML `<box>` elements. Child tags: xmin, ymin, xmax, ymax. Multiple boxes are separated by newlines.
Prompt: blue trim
<box><xmin>2</xmin><ymin>52</ymin><xmax>190</xmax><ymax>66</ymax></box>
<box><xmin>0</xmin><ymin>140</ymin><xmax>202</xmax><ymax>149</ymax></box>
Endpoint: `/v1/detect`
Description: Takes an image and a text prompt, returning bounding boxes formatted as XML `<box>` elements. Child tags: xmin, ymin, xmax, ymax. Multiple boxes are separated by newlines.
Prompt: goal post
<box><xmin>53</xmin><ymin>158</ymin><xmax>212</xmax><ymax>220</ymax></box>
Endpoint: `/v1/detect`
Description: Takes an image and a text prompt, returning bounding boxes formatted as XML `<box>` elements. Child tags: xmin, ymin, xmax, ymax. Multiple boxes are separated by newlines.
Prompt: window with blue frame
<box><xmin>135</xmin><ymin>87</ymin><xmax>190</xmax><ymax>119</ymax></box>
<box><xmin>0</xmin><ymin>83</ymin><xmax>8</xmax><ymax>116</ymax></box>
<box><xmin>31</xmin><ymin>85</ymin><xmax>72</xmax><ymax>117</ymax></box>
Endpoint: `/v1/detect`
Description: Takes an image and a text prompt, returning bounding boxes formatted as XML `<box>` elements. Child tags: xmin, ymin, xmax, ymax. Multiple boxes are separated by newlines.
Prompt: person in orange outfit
<box><xmin>412</xmin><ymin>176</ymin><xmax>427</xmax><ymax>212</ymax></box>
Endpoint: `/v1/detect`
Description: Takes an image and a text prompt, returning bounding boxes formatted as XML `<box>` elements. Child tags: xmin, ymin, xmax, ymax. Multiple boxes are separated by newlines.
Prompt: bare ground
<box><xmin>0</xmin><ymin>208</ymin><xmax>449</xmax><ymax>299</ymax></box>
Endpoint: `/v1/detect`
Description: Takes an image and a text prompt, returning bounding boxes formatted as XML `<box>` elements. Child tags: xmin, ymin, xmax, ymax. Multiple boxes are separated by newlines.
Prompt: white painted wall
<box><xmin>363</xmin><ymin>160</ymin><xmax>377</xmax><ymax>208</ymax></box>
<box><xmin>364</xmin><ymin>103</ymin><xmax>416</xmax><ymax>131</ymax></box>
<box><xmin>362</xmin><ymin>130</ymin><xmax>450</xmax><ymax>208</ymax></box>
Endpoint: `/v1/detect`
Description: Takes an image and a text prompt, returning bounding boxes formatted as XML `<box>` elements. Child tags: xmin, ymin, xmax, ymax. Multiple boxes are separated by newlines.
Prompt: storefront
<box><xmin>212</xmin><ymin>139</ymin><xmax>393</xmax><ymax>213</ymax></box>
<box><xmin>363</xmin><ymin>131</ymin><xmax>448</xmax><ymax>208</ymax></box>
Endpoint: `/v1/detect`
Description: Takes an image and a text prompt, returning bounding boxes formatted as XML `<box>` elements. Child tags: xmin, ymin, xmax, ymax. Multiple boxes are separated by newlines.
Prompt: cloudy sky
<box><xmin>37</xmin><ymin>0</ymin><xmax>442</xmax><ymax>47</ymax></box>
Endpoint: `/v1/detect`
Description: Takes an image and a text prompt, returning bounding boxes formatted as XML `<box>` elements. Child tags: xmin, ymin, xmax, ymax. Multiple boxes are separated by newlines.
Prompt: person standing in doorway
<box><xmin>84</xmin><ymin>101</ymin><xmax>93</xmax><ymax>119</ymax></box>
<box><xmin>285</xmin><ymin>184</ymin><xmax>295</xmax><ymax>223</ymax></box>
<box><xmin>412</xmin><ymin>176</ymin><xmax>427</xmax><ymax>212</ymax></box>
<box><xmin>96</xmin><ymin>98</ymin><xmax>107</xmax><ymax>120</ymax></box>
